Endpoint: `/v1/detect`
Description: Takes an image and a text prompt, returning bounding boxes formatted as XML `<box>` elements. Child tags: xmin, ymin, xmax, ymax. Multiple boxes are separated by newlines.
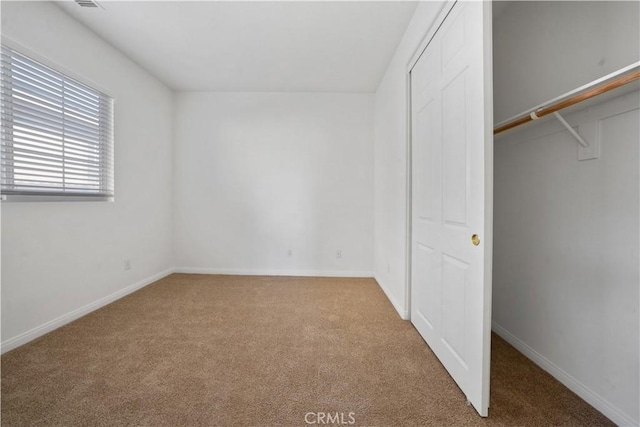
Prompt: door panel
<box><xmin>410</xmin><ymin>1</ymin><xmax>493</xmax><ymax>417</ymax></box>
<box><xmin>416</xmin><ymin>243</ymin><xmax>438</xmax><ymax>331</ymax></box>
<box><xmin>442</xmin><ymin>71</ymin><xmax>468</xmax><ymax>224</ymax></box>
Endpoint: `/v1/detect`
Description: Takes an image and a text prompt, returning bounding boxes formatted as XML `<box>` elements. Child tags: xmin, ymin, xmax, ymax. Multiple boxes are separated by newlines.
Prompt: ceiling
<box><xmin>56</xmin><ymin>1</ymin><xmax>418</xmax><ymax>92</ymax></box>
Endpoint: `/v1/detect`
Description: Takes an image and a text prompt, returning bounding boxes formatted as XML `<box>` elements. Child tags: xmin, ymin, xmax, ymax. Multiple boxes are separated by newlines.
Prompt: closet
<box><xmin>491</xmin><ymin>2</ymin><xmax>639</xmax><ymax>426</ymax></box>
<box><xmin>407</xmin><ymin>1</ymin><xmax>637</xmax><ymax>423</ymax></box>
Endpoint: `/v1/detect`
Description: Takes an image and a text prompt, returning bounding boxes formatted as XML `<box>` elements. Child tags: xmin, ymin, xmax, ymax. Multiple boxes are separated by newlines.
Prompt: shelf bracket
<box><xmin>553</xmin><ymin>112</ymin><xmax>600</xmax><ymax>161</ymax></box>
<box><xmin>553</xmin><ymin>112</ymin><xmax>588</xmax><ymax>147</ymax></box>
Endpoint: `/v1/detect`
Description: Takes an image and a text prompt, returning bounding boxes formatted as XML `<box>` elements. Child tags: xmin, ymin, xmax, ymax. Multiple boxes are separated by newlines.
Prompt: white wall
<box><xmin>1</xmin><ymin>2</ymin><xmax>174</xmax><ymax>351</ymax></box>
<box><xmin>173</xmin><ymin>92</ymin><xmax>374</xmax><ymax>276</ymax></box>
<box><xmin>492</xmin><ymin>2</ymin><xmax>640</xmax><ymax>425</ymax></box>
<box><xmin>493</xmin><ymin>1</ymin><xmax>640</xmax><ymax>123</ymax></box>
<box><xmin>373</xmin><ymin>1</ymin><xmax>446</xmax><ymax>317</ymax></box>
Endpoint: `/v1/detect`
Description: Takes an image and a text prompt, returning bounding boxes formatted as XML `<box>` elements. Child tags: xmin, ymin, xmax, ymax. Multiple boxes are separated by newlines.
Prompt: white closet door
<box><xmin>410</xmin><ymin>1</ymin><xmax>493</xmax><ymax>417</ymax></box>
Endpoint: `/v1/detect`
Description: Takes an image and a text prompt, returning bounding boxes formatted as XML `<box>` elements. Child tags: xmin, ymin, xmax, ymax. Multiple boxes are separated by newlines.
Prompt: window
<box><xmin>1</xmin><ymin>44</ymin><xmax>114</xmax><ymax>200</ymax></box>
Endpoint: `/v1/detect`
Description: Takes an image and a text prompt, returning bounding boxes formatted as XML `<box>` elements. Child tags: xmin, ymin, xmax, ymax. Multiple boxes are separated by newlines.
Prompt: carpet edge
<box><xmin>374</xmin><ymin>275</ymin><xmax>410</xmax><ymax>320</ymax></box>
<box><xmin>174</xmin><ymin>267</ymin><xmax>374</xmax><ymax>278</ymax></box>
<box><xmin>491</xmin><ymin>320</ymin><xmax>637</xmax><ymax>427</ymax></box>
<box><xmin>1</xmin><ymin>267</ymin><xmax>175</xmax><ymax>354</ymax></box>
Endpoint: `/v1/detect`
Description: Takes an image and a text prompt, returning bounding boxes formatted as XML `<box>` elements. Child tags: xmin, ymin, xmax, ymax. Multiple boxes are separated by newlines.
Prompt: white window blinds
<box><xmin>1</xmin><ymin>44</ymin><xmax>114</xmax><ymax>199</ymax></box>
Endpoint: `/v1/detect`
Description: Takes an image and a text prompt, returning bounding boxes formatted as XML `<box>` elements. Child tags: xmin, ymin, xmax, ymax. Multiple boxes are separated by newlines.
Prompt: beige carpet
<box><xmin>2</xmin><ymin>274</ymin><xmax>613</xmax><ymax>426</ymax></box>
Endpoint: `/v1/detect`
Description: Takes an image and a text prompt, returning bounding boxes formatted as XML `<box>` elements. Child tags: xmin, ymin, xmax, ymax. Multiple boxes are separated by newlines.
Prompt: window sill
<box><xmin>1</xmin><ymin>195</ymin><xmax>114</xmax><ymax>203</ymax></box>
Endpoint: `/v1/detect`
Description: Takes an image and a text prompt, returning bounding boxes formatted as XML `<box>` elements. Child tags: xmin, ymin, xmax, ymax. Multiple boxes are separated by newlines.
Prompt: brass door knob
<box><xmin>471</xmin><ymin>234</ymin><xmax>480</xmax><ymax>246</ymax></box>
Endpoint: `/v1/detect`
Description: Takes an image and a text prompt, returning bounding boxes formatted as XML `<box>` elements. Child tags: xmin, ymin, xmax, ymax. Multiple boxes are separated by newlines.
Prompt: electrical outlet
<box><xmin>336</xmin><ymin>250</ymin><xmax>342</xmax><ymax>259</ymax></box>
<box><xmin>124</xmin><ymin>259</ymin><xmax>131</xmax><ymax>270</ymax></box>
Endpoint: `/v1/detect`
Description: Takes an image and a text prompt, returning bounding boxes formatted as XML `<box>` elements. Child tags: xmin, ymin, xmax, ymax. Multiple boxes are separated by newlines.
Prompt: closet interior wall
<box><xmin>492</xmin><ymin>2</ymin><xmax>640</xmax><ymax>426</ymax></box>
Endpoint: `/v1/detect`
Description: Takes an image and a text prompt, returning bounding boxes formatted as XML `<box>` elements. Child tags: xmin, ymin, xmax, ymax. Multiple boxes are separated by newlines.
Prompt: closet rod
<box><xmin>494</xmin><ymin>66</ymin><xmax>640</xmax><ymax>135</ymax></box>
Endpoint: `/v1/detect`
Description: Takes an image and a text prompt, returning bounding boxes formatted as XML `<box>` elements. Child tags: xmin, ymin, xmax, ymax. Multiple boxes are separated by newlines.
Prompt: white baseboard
<box><xmin>174</xmin><ymin>267</ymin><xmax>373</xmax><ymax>278</ymax></box>
<box><xmin>492</xmin><ymin>321</ymin><xmax>638</xmax><ymax>427</ymax></box>
<box><xmin>374</xmin><ymin>275</ymin><xmax>409</xmax><ymax>320</ymax></box>
<box><xmin>1</xmin><ymin>268</ymin><xmax>175</xmax><ymax>355</ymax></box>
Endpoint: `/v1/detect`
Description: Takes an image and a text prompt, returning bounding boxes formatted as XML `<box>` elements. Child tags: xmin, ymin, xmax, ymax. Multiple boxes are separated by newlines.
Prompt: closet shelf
<box><xmin>494</xmin><ymin>62</ymin><xmax>640</xmax><ymax>135</ymax></box>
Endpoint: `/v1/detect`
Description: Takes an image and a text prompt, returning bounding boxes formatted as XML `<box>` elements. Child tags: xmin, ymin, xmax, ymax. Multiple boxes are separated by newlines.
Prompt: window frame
<box><xmin>1</xmin><ymin>38</ymin><xmax>115</xmax><ymax>203</ymax></box>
